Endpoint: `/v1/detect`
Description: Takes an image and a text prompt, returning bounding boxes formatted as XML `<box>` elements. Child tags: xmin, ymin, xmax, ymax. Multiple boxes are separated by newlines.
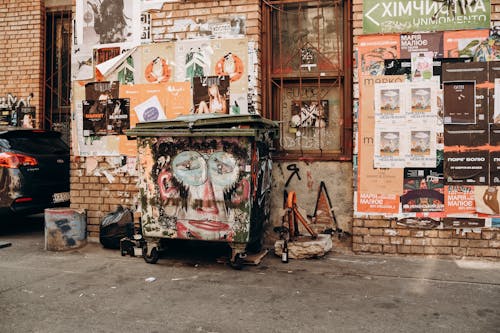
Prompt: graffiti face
<box><xmin>153</xmin><ymin>140</ymin><xmax>249</xmax><ymax>241</ymax></box>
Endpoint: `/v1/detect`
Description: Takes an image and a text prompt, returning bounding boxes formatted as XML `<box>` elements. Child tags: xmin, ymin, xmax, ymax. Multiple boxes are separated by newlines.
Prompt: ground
<box><xmin>0</xmin><ymin>215</ymin><xmax>499</xmax><ymax>333</ymax></box>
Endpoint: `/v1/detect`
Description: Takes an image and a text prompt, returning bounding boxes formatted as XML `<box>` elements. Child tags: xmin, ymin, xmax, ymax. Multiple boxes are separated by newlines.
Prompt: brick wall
<box><xmin>70</xmin><ymin>0</ymin><xmax>262</xmax><ymax>240</ymax></box>
<box><xmin>352</xmin><ymin>0</ymin><xmax>500</xmax><ymax>258</ymax></box>
<box><xmin>0</xmin><ymin>0</ymin><xmax>44</xmax><ymax>127</ymax></box>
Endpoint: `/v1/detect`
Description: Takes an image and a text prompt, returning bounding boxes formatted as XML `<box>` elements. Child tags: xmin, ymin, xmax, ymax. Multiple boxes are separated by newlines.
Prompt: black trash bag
<box><xmin>99</xmin><ymin>205</ymin><xmax>134</xmax><ymax>249</ymax></box>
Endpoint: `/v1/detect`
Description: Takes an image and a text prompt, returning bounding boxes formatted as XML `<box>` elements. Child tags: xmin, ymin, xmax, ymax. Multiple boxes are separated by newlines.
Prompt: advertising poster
<box><xmin>374</xmin><ymin>83</ymin><xmax>406</xmax><ymax>122</ymax></box>
<box><xmin>140</xmin><ymin>42</ymin><xmax>175</xmax><ymax>84</ymax></box>
<box><xmin>490</xmin><ymin>152</ymin><xmax>500</xmax><ymax>185</ymax></box>
<box><xmin>445</xmin><ymin>185</ymin><xmax>476</xmax><ymax>214</ymax></box>
<box><xmin>106</xmin><ymin>98</ymin><xmax>130</xmax><ymax>135</ymax></box>
<box><xmin>175</xmin><ymin>39</ymin><xmax>215</xmax><ymax>82</ymax></box>
<box><xmin>71</xmin><ymin>44</ymin><xmax>93</xmax><ymax>81</ymax></box>
<box><xmin>400</xmin><ymin>32</ymin><xmax>444</xmax><ymax>58</ymax></box>
<box><xmin>408</xmin><ymin>82</ymin><xmax>439</xmax><ymax>121</ymax></box>
<box><xmin>411</xmin><ymin>51</ymin><xmax>434</xmax><ymax>81</ymax></box>
<box><xmin>192</xmin><ymin>76</ymin><xmax>230</xmax><ymax>115</ymax></box>
<box><xmin>374</xmin><ymin>127</ymin><xmax>407</xmax><ymax>168</ymax></box>
<box><xmin>357</xmin><ymin>35</ymin><xmax>400</xmax><ymax>78</ymax></box>
<box><xmin>402</xmin><ymin>157</ymin><xmax>444</xmax><ymax>213</ymax></box>
<box><xmin>75</xmin><ymin>0</ymin><xmax>141</xmax><ymax>48</ymax></box>
<box><xmin>357</xmin><ymin>75</ymin><xmax>405</xmax><ymax>214</ymax></box>
<box><xmin>443</xmin><ymin>81</ymin><xmax>476</xmax><ymax>124</ymax></box>
<box><xmin>363</xmin><ymin>0</ymin><xmax>490</xmax><ymax>34</ymax></box>
<box><xmin>16</xmin><ymin>107</ymin><xmax>36</xmax><ymax>128</ymax></box>
<box><xmin>444</xmin><ymin>150</ymin><xmax>489</xmax><ymax>185</ymax></box>
<box><xmin>443</xmin><ymin>30</ymin><xmax>490</xmax><ymax>59</ymax></box>
<box><xmin>407</xmin><ymin>126</ymin><xmax>437</xmax><ymax>168</ymax></box>
<box><xmin>474</xmin><ymin>186</ymin><xmax>500</xmax><ymax>215</ymax></box>
<box><xmin>83</xmin><ymin>100</ymin><xmax>107</xmax><ymax>136</ymax></box>
<box><xmin>163</xmin><ymin>82</ymin><xmax>193</xmax><ymax>119</ymax></box>
<box><xmin>85</xmin><ymin>81</ymin><xmax>119</xmax><ymax>101</ymax></box>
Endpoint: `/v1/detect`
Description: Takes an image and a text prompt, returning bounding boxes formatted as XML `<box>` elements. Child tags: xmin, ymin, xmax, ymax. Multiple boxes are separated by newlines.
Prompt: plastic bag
<box><xmin>99</xmin><ymin>205</ymin><xmax>134</xmax><ymax>249</ymax></box>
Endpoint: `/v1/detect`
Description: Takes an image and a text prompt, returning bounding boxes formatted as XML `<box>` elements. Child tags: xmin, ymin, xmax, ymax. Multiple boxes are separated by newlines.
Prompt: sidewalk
<box><xmin>1</xmin><ymin>218</ymin><xmax>499</xmax><ymax>333</ymax></box>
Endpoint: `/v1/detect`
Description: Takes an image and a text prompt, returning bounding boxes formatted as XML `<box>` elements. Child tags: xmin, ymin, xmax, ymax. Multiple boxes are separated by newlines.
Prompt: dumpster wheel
<box><xmin>142</xmin><ymin>243</ymin><xmax>160</xmax><ymax>264</ymax></box>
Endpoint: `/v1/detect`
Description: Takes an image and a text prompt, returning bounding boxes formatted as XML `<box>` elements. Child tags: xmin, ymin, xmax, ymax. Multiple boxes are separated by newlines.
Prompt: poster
<box><xmin>85</xmin><ymin>81</ymin><xmax>119</xmax><ymax>101</ymax></box>
<box><xmin>408</xmin><ymin>81</ymin><xmax>439</xmax><ymax>121</ymax></box>
<box><xmin>443</xmin><ymin>30</ymin><xmax>490</xmax><ymax>59</ymax></box>
<box><xmin>494</xmin><ymin>78</ymin><xmax>500</xmax><ymax>124</ymax></box>
<box><xmin>491</xmin><ymin>152</ymin><xmax>500</xmax><ymax>185</ymax></box>
<box><xmin>140</xmin><ymin>42</ymin><xmax>175</xmax><ymax>84</ymax></box>
<box><xmin>290</xmin><ymin>100</ymin><xmax>328</xmax><ymax>128</ymax></box>
<box><xmin>402</xmin><ymin>157</ymin><xmax>444</xmax><ymax>213</ymax></box>
<box><xmin>445</xmin><ymin>185</ymin><xmax>476</xmax><ymax>214</ymax></box>
<box><xmin>358</xmin><ymin>35</ymin><xmax>400</xmax><ymax>78</ymax></box>
<box><xmin>400</xmin><ymin>32</ymin><xmax>444</xmax><ymax>58</ymax></box>
<box><xmin>83</xmin><ymin>100</ymin><xmax>107</xmax><ymax>136</ymax></box>
<box><xmin>374</xmin><ymin>84</ymin><xmax>405</xmax><ymax>121</ymax></box>
<box><xmin>444</xmin><ymin>150</ymin><xmax>489</xmax><ymax>185</ymax></box>
<box><xmin>71</xmin><ymin>44</ymin><xmax>93</xmax><ymax>81</ymax></box>
<box><xmin>443</xmin><ymin>217</ymin><xmax>486</xmax><ymax>228</ymax></box>
<box><xmin>411</xmin><ymin>51</ymin><xmax>434</xmax><ymax>81</ymax></box>
<box><xmin>16</xmin><ymin>107</ymin><xmax>36</xmax><ymax>128</ymax></box>
<box><xmin>407</xmin><ymin>126</ymin><xmax>437</xmax><ymax>168</ymax></box>
<box><xmin>75</xmin><ymin>0</ymin><xmax>141</xmax><ymax>48</ymax></box>
<box><xmin>357</xmin><ymin>75</ymin><xmax>405</xmax><ymax>214</ymax></box>
<box><xmin>374</xmin><ymin>127</ymin><xmax>407</xmax><ymax>168</ymax></box>
<box><xmin>363</xmin><ymin>0</ymin><xmax>490</xmax><ymax>34</ymax></box>
<box><xmin>106</xmin><ymin>98</ymin><xmax>130</xmax><ymax>135</ymax></box>
<box><xmin>443</xmin><ymin>81</ymin><xmax>476</xmax><ymax>124</ymax></box>
<box><xmin>474</xmin><ymin>186</ymin><xmax>500</xmax><ymax>215</ymax></box>
<box><xmin>192</xmin><ymin>76</ymin><xmax>230</xmax><ymax>114</ymax></box>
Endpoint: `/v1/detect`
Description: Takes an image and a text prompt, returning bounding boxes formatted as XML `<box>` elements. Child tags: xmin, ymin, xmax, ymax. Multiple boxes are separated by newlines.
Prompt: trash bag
<box><xmin>99</xmin><ymin>205</ymin><xmax>134</xmax><ymax>249</ymax></box>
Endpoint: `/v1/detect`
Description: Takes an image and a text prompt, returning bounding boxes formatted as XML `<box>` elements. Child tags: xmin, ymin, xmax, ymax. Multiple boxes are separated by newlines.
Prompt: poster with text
<box><xmin>192</xmin><ymin>76</ymin><xmax>230</xmax><ymax>115</ymax></box>
<box><xmin>85</xmin><ymin>81</ymin><xmax>119</xmax><ymax>101</ymax></box>
<box><xmin>443</xmin><ymin>30</ymin><xmax>490</xmax><ymax>59</ymax></box>
<box><xmin>445</xmin><ymin>185</ymin><xmax>476</xmax><ymax>215</ymax></box>
<box><xmin>407</xmin><ymin>127</ymin><xmax>437</xmax><ymax>168</ymax></box>
<box><xmin>374</xmin><ymin>83</ymin><xmax>406</xmax><ymax>122</ymax></box>
<box><xmin>411</xmin><ymin>51</ymin><xmax>434</xmax><ymax>81</ymax></box>
<box><xmin>106</xmin><ymin>98</ymin><xmax>130</xmax><ymax>135</ymax></box>
<box><xmin>140</xmin><ymin>42</ymin><xmax>175</xmax><ymax>84</ymax></box>
<box><xmin>83</xmin><ymin>99</ymin><xmax>107</xmax><ymax>136</ymax></box>
<box><xmin>400</xmin><ymin>32</ymin><xmax>444</xmax><ymax>59</ymax></box>
<box><xmin>408</xmin><ymin>82</ymin><xmax>439</xmax><ymax>121</ymax></box>
<box><xmin>374</xmin><ymin>127</ymin><xmax>408</xmax><ymax>168</ymax></box>
<box><xmin>444</xmin><ymin>150</ymin><xmax>489</xmax><ymax>185</ymax></box>
<box><xmin>402</xmin><ymin>159</ymin><xmax>444</xmax><ymax>213</ymax></box>
<box><xmin>357</xmin><ymin>75</ymin><xmax>405</xmax><ymax>214</ymax></box>
<box><xmin>443</xmin><ymin>81</ymin><xmax>476</xmax><ymax>124</ymax></box>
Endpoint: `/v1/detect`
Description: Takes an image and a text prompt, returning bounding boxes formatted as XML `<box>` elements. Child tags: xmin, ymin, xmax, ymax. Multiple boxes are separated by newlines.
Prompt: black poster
<box><xmin>83</xmin><ymin>100</ymin><xmax>107</xmax><ymax>136</ymax></box>
<box><xmin>491</xmin><ymin>151</ymin><xmax>500</xmax><ymax>185</ymax></box>
<box><xmin>85</xmin><ymin>81</ymin><xmax>119</xmax><ymax>101</ymax></box>
<box><xmin>0</xmin><ymin>109</ymin><xmax>11</xmax><ymax>126</ymax></box>
<box><xmin>443</xmin><ymin>218</ymin><xmax>485</xmax><ymax>228</ymax></box>
<box><xmin>443</xmin><ymin>81</ymin><xmax>476</xmax><ymax>125</ymax></box>
<box><xmin>192</xmin><ymin>76</ymin><xmax>230</xmax><ymax>114</ymax></box>
<box><xmin>444</xmin><ymin>150</ymin><xmax>489</xmax><ymax>185</ymax></box>
<box><xmin>106</xmin><ymin>98</ymin><xmax>130</xmax><ymax>135</ymax></box>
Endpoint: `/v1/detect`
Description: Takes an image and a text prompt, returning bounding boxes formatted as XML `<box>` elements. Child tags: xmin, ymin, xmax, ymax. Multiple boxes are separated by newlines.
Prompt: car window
<box><xmin>7</xmin><ymin>135</ymin><xmax>68</xmax><ymax>154</ymax></box>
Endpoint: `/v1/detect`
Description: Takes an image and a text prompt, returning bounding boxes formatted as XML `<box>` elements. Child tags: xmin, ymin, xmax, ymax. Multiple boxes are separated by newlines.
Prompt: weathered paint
<box><xmin>44</xmin><ymin>208</ymin><xmax>87</xmax><ymax>251</ymax></box>
<box><xmin>138</xmin><ymin>135</ymin><xmax>273</xmax><ymax>245</ymax></box>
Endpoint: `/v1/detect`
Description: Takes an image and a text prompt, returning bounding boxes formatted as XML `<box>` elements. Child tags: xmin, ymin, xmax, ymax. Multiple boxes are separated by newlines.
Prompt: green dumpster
<box><xmin>126</xmin><ymin>114</ymin><xmax>278</xmax><ymax>268</ymax></box>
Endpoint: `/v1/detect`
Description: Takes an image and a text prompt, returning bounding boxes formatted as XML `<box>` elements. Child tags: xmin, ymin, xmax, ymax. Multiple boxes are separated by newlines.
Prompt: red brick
<box><xmin>481</xmin><ymin>230</ymin><xmax>497</xmax><ymax>240</ymax></box>
<box><xmin>404</xmin><ymin>238</ymin><xmax>428</xmax><ymax>246</ymax></box>
<box><xmin>466</xmin><ymin>232</ymin><xmax>482</xmax><ymax>240</ymax></box>
<box><xmin>431</xmin><ymin>238</ymin><xmax>459</xmax><ymax>247</ymax></box>
<box><xmin>369</xmin><ymin>228</ymin><xmax>384</xmax><ymax>236</ymax></box>
<box><xmin>352</xmin><ymin>227</ymin><xmax>368</xmax><ymax>235</ymax></box>
<box><xmin>364</xmin><ymin>220</ymin><xmax>391</xmax><ymax>228</ymax></box>
<box><xmin>460</xmin><ymin>239</ymin><xmax>489</xmax><ymax>248</ymax></box>
<box><xmin>364</xmin><ymin>235</ymin><xmax>390</xmax><ymax>245</ymax></box>
<box><xmin>467</xmin><ymin>248</ymin><xmax>499</xmax><ymax>257</ymax></box>
<box><xmin>369</xmin><ymin>244</ymin><xmax>383</xmax><ymax>253</ymax></box>
<box><xmin>383</xmin><ymin>245</ymin><xmax>397</xmax><ymax>253</ymax></box>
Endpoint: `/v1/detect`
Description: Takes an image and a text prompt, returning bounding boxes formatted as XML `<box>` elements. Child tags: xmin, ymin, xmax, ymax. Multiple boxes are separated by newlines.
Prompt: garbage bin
<box><xmin>126</xmin><ymin>114</ymin><xmax>278</xmax><ymax>267</ymax></box>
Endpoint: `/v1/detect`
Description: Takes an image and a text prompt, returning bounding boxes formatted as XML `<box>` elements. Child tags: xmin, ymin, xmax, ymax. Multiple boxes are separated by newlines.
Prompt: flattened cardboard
<box><xmin>444</xmin><ymin>150</ymin><xmax>489</xmax><ymax>185</ymax></box>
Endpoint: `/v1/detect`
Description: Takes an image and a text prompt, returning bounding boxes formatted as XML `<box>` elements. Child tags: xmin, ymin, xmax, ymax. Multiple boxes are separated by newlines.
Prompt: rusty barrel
<box><xmin>44</xmin><ymin>208</ymin><xmax>87</xmax><ymax>251</ymax></box>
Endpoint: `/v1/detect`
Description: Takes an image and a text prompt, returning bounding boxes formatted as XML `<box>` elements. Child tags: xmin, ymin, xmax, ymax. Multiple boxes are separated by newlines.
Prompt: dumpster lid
<box><xmin>127</xmin><ymin>114</ymin><xmax>278</xmax><ymax>133</ymax></box>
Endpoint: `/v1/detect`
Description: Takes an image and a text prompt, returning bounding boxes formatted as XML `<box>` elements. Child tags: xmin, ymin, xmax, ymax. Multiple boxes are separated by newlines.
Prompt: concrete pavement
<box><xmin>1</xmin><ymin>215</ymin><xmax>499</xmax><ymax>333</ymax></box>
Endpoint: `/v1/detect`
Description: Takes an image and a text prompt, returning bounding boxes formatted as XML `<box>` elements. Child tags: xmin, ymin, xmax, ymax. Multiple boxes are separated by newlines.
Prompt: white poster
<box><xmin>374</xmin><ymin>83</ymin><xmax>406</xmax><ymax>123</ymax></box>
<box><xmin>408</xmin><ymin>81</ymin><xmax>439</xmax><ymax>122</ymax></box>
<box><xmin>406</xmin><ymin>126</ymin><xmax>437</xmax><ymax>168</ymax></box>
<box><xmin>494</xmin><ymin>78</ymin><xmax>500</xmax><ymax>124</ymax></box>
<box><xmin>374</xmin><ymin>126</ymin><xmax>408</xmax><ymax>168</ymax></box>
<box><xmin>76</xmin><ymin>0</ymin><xmax>141</xmax><ymax>48</ymax></box>
<box><xmin>71</xmin><ymin>44</ymin><xmax>94</xmax><ymax>81</ymax></box>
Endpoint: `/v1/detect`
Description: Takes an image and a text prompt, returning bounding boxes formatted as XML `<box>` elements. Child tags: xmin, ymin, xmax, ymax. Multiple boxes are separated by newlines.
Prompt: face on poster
<box><xmin>76</xmin><ymin>0</ymin><xmax>141</xmax><ymax>47</ymax></box>
<box><xmin>193</xmin><ymin>76</ymin><xmax>230</xmax><ymax>115</ymax></box>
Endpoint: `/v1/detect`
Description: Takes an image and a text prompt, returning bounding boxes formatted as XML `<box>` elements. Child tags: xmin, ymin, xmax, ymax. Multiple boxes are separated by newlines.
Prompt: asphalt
<box><xmin>0</xmin><ymin>214</ymin><xmax>499</xmax><ymax>333</ymax></box>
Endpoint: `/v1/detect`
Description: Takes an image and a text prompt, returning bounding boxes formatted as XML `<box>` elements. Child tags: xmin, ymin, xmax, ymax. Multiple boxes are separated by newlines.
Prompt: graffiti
<box><xmin>0</xmin><ymin>93</ymin><xmax>33</xmax><ymax>110</ymax></box>
<box><xmin>0</xmin><ymin>93</ymin><xmax>34</xmax><ymax>127</ymax></box>
<box><xmin>285</xmin><ymin>164</ymin><xmax>301</xmax><ymax>187</ymax></box>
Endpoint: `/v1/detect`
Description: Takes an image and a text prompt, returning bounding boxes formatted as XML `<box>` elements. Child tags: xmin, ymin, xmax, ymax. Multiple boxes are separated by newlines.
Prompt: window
<box><xmin>262</xmin><ymin>0</ymin><xmax>352</xmax><ymax>160</ymax></box>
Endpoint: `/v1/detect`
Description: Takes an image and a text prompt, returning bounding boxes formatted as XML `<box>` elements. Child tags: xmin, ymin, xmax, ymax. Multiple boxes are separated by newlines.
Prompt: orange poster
<box><xmin>444</xmin><ymin>185</ymin><xmax>476</xmax><ymax>215</ymax></box>
<box><xmin>443</xmin><ymin>30</ymin><xmax>489</xmax><ymax>59</ymax></box>
<box><xmin>356</xmin><ymin>75</ymin><xmax>405</xmax><ymax>214</ymax></box>
<box><xmin>357</xmin><ymin>35</ymin><xmax>400</xmax><ymax>79</ymax></box>
<box><xmin>119</xmin><ymin>82</ymin><xmax>191</xmax><ymax>126</ymax></box>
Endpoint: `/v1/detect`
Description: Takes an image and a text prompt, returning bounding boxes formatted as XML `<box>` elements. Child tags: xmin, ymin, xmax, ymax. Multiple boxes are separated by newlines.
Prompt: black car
<box><xmin>0</xmin><ymin>128</ymin><xmax>70</xmax><ymax>215</ymax></box>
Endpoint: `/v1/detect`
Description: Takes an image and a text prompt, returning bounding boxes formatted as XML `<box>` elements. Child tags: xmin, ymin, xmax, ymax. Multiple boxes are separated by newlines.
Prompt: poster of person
<box><xmin>290</xmin><ymin>100</ymin><xmax>328</xmax><ymax>128</ymax></box>
<box><xmin>402</xmin><ymin>163</ymin><xmax>445</xmax><ymax>213</ymax></box>
<box><xmin>193</xmin><ymin>76</ymin><xmax>230</xmax><ymax>114</ymax></box>
<box><xmin>83</xmin><ymin>99</ymin><xmax>107</xmax><ymax>136</ymax></box>
<box><xmin>76</xmin><ymin>0</ymin><xmax>141</xmax><ymax>47</ymax></box>
<box><xmin>106</xmin><ymin>98</ymin><xmax>130</xmax><ymax>135</ymax></box>
<box><xmin>443</xmin><ymin>81</ymin><xmax>476</xmax><ymax>124</ymax></box>
<box><xmin>16</xmin><ymin>107</ymin><xmax>36</xmax><ymax>128</ymax></box>
<box><xmin>85</xmin><ymin>81</ymin><xmax>119</xmax><ymax>101</ymax></box>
